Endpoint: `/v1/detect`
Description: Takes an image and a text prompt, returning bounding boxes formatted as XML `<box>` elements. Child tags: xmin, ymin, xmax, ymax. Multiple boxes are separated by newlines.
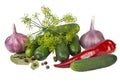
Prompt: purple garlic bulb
<box><xmin>5</xmin><ymin>24</ymin><xmax>28</xmax><ymax>53</ymax></box>
<box><xmin>80</xmin><ymin>16</ymin><xmax>105</xmax><ymax>49</ymax></box>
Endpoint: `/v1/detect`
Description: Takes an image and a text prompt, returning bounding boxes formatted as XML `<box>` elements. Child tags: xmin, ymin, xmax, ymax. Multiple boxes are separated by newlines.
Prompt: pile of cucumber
<box><xmin>55</xmin><ymin>35</ymin><xmax>81</xmax><ymax>62</ymax></box>
<box><xmin>25</xmin><ymin>23</ymin><xmax>81</xmax><ymax>62</ymax></box>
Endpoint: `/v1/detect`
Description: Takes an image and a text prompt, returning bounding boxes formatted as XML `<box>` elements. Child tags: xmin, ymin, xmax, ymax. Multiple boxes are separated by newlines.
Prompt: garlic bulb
<box><xmin>5</xmin><ymin>24</ymin><xmax>28</xmax><ymax>53</ymax></box>
<box><xmin>80</xmin><ymin>16</ymin><xmax>105</xmax><ymax>49</ymax></box>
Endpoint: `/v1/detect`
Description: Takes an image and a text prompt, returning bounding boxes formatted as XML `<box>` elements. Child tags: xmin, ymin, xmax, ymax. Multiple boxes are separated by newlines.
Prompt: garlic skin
<box><xmin>5</xmin><ymin>24</ymin><xmax>28</xmax><ymax>53</ymax></box>
<box><xmin>80</xmin><ymin>16</ymin><xmax>105</xmax><ymax>49</ymax></box>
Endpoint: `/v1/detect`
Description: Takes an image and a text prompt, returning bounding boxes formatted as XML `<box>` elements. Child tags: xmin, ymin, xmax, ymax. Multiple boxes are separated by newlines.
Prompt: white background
<box><xmin>0</xmin><ymin>0</ymin><xmax>120</xmax><ymax>82</ymax></box>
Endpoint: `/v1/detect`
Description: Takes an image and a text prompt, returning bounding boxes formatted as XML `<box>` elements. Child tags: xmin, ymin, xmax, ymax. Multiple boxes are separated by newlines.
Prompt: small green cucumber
<box><xmin>34</xmin><ymin>45</ymin><xmax>50</xmax><ymax>61</ymax></box>
<box><xmin>55</xmin><ymin>42</ymin><xmax>70</xmax><ymax>62</ymax></box>
<box><xmin>68</xmin><ymin>35</ymin><xmax>81</xmax><ymax>56</ymax></box>
<box><xmin>70</xmin><ymin>54</ymin><xmax>117</xmax><ymax>72</ymax></box>
<box><xmin>25</xmin><ymin>40</ymin><xmax>39</xmax><ymax>57</ymax></box>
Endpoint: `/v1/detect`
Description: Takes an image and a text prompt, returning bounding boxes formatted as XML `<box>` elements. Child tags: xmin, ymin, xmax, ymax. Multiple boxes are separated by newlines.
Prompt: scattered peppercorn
<box><xmin>41</xmin><ymin>62</ymin><xmax>44</xmax><ymax>66</ymax></box>
<box><xmin>46</xmin><ymin>65</ymin><xmax>50</xmax><ymax>69</ymax></box>
<box><xmin>19</xmin><ymin>56</ymin><xmax>24</xmax><ymax>59</ymax></box>
<box><xmin>53</xmin><ymin>56</ymin><xmax>57</xmax><ymax>62</ymax></box>
<box><xmin>44</xmin><ymin>61</ymin><xmax>48</xmax><ymax>65</ymax></box>
<box><xmin>23</xmin><ymin>56</ymin><xmax>26</xmax><ymax>58</ymax></box>
<box><xmin>18</xmin><ymin>55</ymin><xmax>26</xmax><ymax>59</ymax></box>
<box><xmin>24</xmin><ymin>58</ymin><xmax>29</xmax><ymax>63</ymax></box>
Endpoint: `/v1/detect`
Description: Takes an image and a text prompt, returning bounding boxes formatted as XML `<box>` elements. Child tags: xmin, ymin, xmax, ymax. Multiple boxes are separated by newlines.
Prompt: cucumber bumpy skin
<box><xmin>70</xmin><ymin>54</ymin><xmax>117</xmax><ymax>72</ymax></box>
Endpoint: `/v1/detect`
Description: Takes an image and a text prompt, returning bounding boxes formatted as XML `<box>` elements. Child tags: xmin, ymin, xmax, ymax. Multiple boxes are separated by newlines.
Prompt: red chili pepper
<box><xmin>54</xmin><ymin>39</ymin><xmax>116</xmax><ymax>68</ymax></box>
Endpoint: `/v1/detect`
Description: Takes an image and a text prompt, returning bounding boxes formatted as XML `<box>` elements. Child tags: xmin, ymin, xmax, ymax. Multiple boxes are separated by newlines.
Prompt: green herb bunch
<box><xmin>21</xmin><ymin>6</ymin><xmax>78</xmax><ymax>52</ymax></box>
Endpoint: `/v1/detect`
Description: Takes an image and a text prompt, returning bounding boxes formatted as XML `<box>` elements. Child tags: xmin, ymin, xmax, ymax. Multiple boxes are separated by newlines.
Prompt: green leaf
<box><xmin>10</xmin><ymin>53</ymin><xmax>30</xmax><ymax>65</ymax></box>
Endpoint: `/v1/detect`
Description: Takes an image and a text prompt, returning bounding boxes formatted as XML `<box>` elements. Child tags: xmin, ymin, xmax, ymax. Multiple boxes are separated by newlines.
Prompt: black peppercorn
<box><xmin>46</xmin><ymin>65</ymin><xmax>50</xmax><ymax>69</ymax></box>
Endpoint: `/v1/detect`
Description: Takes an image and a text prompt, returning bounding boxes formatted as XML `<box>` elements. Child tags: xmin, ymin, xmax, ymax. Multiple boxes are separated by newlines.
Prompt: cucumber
<box><xmin>55</xmin><ymin>42</ymin><xmax>70</xmax><ymax>62</ymax></box>
<box><xmin>68</xmin><ymin>35</ymin><xmax>81</xmax><ymax>56</ymax></box>
<box><xmin>25</xmin><ymin>40</ymin><xmax>39</xmax><ymax>57</ymax></box>
<box><xmin>49</xmin><ymin>23</ymin><xmax>80</xmax><ymax>35</ymax></box>
<box><xmin>25</xmin><ymin>47</ymin><xmax>36</xmax><ymax>57</ymax></box>
<box><xmin>70</xmin><ymin>54</ymin><xmax>117</xmax><ymax>72</ymax></box>
<box><xmin>34</xmin><ymin>45</ymin><xmax>50</xmax><ymax>61</ymax></box>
